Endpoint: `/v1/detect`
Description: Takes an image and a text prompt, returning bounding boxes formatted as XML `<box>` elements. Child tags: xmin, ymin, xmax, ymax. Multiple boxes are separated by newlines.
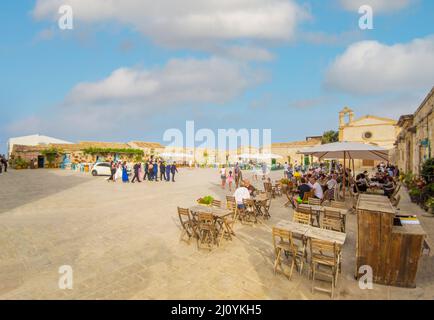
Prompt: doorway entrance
<box><xmin>37</xmin><ymin>156</ymin><xmax>45</xmax><ymax>168</ymax></box>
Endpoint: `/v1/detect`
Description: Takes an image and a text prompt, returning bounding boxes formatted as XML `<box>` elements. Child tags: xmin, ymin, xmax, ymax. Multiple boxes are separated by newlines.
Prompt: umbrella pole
<box><xmin>343</xmin><ymin>152</ymin><xmax>346</xmax><ymax>199</ymax></box>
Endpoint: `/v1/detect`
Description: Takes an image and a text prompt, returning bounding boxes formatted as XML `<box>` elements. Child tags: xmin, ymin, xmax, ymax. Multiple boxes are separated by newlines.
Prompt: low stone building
<box><xmin>394</xmin><ymin>87</ymin><xmax>434</xmax><ymax>175</ymax></box>
<box><xmin>263</xmin><ymin>136</ymin><xmax>322</xmax><ymax>166</ymax></box>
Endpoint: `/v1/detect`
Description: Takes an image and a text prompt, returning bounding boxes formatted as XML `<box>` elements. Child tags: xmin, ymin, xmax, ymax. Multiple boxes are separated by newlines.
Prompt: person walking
<box><xmin>171</xmin><ymin>162</ymin><xmax>178</xmax><ymax>182</ymax></box>
<box><xmin>165</xmin><ymin>163</ymin><xmax>171</xmax><ymax>182</ymax></box>
<box><xmin>138</xmin><ymin>162</ymin><xmax>143</xmax><ymax>182</ymax></box>
<box><xmin>148</xmin><ymin>161</ymin><xmax>154</xmax><ymax>181</ymax></box>
<box><xmin>143</xmin><ymin>160</ymin><xmax>149</xmax><ymax>181</ymax></box>
<box><xmin>122</xmin><ymin>162</ymin><xmax>129</xmax><ymax>183</ymax></box>
<box><xmin>159</xmin><ymin>161</ymin><xmax>166</xmax><ymax>182</ymax></box>
<box><xmin>131</xmin><ymin>162</ymin><xmax>140</xmax><ymax>183</ymax></box>
<box><xmin>220</xmin><ymin>166</ymin><xmax>227</xmax><ymax>189</ymax></box>
<box><xmin>107</xmin><ymin>161</ymin><xmax>116</xmax><ymax>182</ymax></box>
<box><xmin>153</xmin><ymin>160</ymin><xmax>159</xmax><ymax>182</ymax></box>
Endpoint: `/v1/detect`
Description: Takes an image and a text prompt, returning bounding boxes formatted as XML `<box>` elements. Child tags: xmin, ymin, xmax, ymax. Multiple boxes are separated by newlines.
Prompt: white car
<box><xmin>91</xmin><ymin>162</ymin><xmax>112</xmax><ymax>176</ymax></box>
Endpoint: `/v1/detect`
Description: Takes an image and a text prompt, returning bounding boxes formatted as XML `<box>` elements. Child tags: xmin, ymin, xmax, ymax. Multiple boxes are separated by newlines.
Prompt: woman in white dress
<box><xmin>115</xmin><ymin>161</ymin><xmax>122</xmax><ymax>182</ymax></box>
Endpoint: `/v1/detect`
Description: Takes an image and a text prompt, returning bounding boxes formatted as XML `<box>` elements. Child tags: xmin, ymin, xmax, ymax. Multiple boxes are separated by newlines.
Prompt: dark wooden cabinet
<box><xmin>356</xmin><ymin>194</ymin><xmax>426</xmax><ymax>288</ymax></box>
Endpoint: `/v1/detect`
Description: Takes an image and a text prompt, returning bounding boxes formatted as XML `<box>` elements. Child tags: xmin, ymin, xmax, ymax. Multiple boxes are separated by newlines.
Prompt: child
<box><xmin>227</xmin><ymin>170</ymin><xmax>234</xmax><ymax>191</ymax></box>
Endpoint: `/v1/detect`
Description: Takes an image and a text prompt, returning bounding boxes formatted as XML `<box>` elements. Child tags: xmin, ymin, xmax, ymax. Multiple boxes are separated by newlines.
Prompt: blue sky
<box><xmin>1</xmin><ymin>0</ymin><xmax>433</xmax><ymax>153</ymax></box>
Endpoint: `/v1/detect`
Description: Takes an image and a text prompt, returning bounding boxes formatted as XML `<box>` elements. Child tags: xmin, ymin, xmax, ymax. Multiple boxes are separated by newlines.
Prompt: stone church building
<box><xmin>338</xmin><ymin>107</ymin><xmax>399</xmax><ymax>169</ymax></box>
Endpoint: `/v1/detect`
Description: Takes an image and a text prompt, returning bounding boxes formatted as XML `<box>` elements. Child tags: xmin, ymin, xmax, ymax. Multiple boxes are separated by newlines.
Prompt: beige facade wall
<box><xmin>338</xmin><ymin>108</ymin><xmax>399</xmax><ymax>171</ymax></box>
<box><xmin>394</xmin><ymin>87</ymin><xmax>433</xmax><ymax>175</ymax></box>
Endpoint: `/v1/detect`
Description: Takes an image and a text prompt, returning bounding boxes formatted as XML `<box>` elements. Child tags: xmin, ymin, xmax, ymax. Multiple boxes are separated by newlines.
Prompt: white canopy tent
<box><xmin>298</xmin><ymin>142</ymin><xmax>390</xmax><ymax>198</ymax></box>
<box><xmin>159</xmin><ymin>152</ymin><xmax>193</xmax><ymax>159</ymax></box>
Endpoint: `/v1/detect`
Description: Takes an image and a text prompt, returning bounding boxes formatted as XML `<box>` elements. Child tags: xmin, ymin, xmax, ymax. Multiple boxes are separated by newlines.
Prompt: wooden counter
<box><xmin>356</xmin><ymin>196</ymin><xmax>426</xmax><ymax>288</ymax></box>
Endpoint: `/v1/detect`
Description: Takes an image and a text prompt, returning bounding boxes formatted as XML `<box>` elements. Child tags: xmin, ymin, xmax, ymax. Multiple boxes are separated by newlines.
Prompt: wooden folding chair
<box><xmin>323</xmin><ymin>208</ymin><xmax>345</xmax><ymax>232</ymax></box>
<box><xmin>272</xmin><ymin>227</ymin><xmax>306</xmax><ymax>280</ymax></box>
<box><xmin>226</xmin><ymin>196</ymin><xmax>235</xmax><ymax>204</ymax></box>
<box><xmin>310</xmin><ymin>238</ymin><xmax>340</xmax><ymax>299</ymax></box>
<box><xmin>211</xmin><ymin>199</ymin><xmax>222</xmax><ymax>208</ymax></box>
<box><xmin>264</xmin><ymin>182</ymin><xmax>275</xmax><ymax>198</ymax></box>
<box><xmin>308</xmin><ymin>197</ymin><xmax>321</xmax><ymax>206</ymax></box>
<box><xmin>298</xmin><ymin>204</ymin><xmax>319</xmax><ymax>227</ymax></box>
<box><xmin>329</xmin><ymin>201</ymin><xmax>346</xmax><ymax>209</ymax></box>
<box><xmin>196</xmin><ymin>212</ymin><xmax>219</xmax><ymax>250</ymax></box>
<box><xmin>243</xmin><ymin>198</ymin><xmax>258</xmax><ymax>223</ymax></box>
<box><xmin>293</xmin><ymin>210</ymin><xmax>311</xmax><ymax>225</ymax></box>
<box><xmin>177</xmin><ymin>207</ymin><xmax>197</xmax><ymax>244</ymax></box>
<box><xmin>302</xmin><ymin>191</ymin><xmax>314</xmax><ymax>204</ymax></box>
<box><xmin>274</xmin><ymin>181</ymin><xmax>283</xmax><ymax>197</ymax></box>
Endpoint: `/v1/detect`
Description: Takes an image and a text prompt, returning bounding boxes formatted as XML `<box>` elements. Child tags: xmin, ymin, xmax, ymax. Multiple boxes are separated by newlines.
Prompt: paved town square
<box><xmin>1</xmin><ymin>168</ymin><xmax>433</xmax><ymax>300</ymax></box>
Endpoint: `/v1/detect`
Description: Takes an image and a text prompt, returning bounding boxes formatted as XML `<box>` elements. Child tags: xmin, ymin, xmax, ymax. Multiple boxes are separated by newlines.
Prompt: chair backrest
<box><xmin>272</xmin><ymin>227</ymin><xmax>295</xmax><ymax>251</ymax></box>
<box><xmin>310</xmin><ymin>238</ymin><xmax>338</xmax><ymax>265</ymax></box>
<box><xmin>178</xmin><ymin>207</ymin><xmax>192</xmax><ymax>226</ymax></box>
<box><xmin>324</xmin><ymin>208</ymin><xmax>342</xmax><ymax>220</ymax></box>
<box><xmin>322</xmin><ymin>217</ymin><xmax>342</xmax><ymax>232</ymax></box>
<box><xmin>308</xmin><ymin>197</ymin><xmax>321</xmax><ymax>206</ymax></box>
<box><xmin>264</xmin><ymin>182</ymin><xmax>272</xmax><ymax>193</ymax></box>
<box><xmin>211</xmin><ymin>199</ymin><xmax>222</xmax><ymax>208</ymax></box>
<box><xmin>226</xmin><ymin>196</ymin><xmax>235</xmax><ymax>203</ymax></box>
<box><xmin>330</xmin><ymin>201</ymin><xmax>346</xmax><ymax>209</ymax></box>
<box><xmin>293</xmin><ymin>210</ymin><xmax>311</xmax><ymax>225</ymax></box>
<box><xmin>243</xmin><ymin>198</ymin><xmax>256</xmax><ymax>212</ymax></box>
<box><xmin>297</xmin><ymin>204</ymin><xmax>312</xmax><ymax>215</ymax></box>
<box><xmin>226</xmin><ymin>200</ymin><xmax>237</xmax><ymax>211</ymax></box>
<box><xmin>302</xmin><ymin>191</ymin><xmax>314</xmax><ymax>203</ymax></box>
<box><xmin>197</xmin><ymin>212</ymin><xmax>215</xmax><ymax>227</ymax></box>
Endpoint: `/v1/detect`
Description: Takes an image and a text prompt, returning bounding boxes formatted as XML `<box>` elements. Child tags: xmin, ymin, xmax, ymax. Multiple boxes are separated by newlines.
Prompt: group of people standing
<box><xmin>107</xmin><ymin>160</ymin><xmax>178</xmax><ymax>183</ymax></box>
<box><xmin>0</xmin><ymin>155</ymin><xmax>8</xmax><ymax>174</ymax></box>
<box><xmin>220</xmin><ymin>163</ymin><xmax>243</xmax><ymax>191</ymax></box>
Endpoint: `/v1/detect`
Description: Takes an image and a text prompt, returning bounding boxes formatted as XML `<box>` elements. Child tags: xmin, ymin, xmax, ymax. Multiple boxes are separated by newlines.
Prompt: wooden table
<box><xmin>189</xmin><ymin>205</ymin><xmax>234</xmax><ymax>245</ymax></box>
<box><xmin>274</xmin><ymin>220</ymin><xmax>346</xmax><ymax>246</ymax></box>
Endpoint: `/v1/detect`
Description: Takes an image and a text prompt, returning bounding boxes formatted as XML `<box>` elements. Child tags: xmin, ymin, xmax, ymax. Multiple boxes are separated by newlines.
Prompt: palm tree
<box><xmin>322</xmin><ymin>130</ymin><xmax>339</xmax><ymax>144</ymax></box>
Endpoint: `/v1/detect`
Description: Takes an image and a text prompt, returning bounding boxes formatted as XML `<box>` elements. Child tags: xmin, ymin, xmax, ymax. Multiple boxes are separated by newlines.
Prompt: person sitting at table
<box><xmin>383</xmin><ymin>176</ymin><xmax>395</xmax><ymax>198</ymax></box>
<box><xmin>355</xmin><ymin>173</ymin><xmax>369</xmax><ymax>193</ymax></box>
<box><xmin>243</xmin><ymin>179</ymin><xmax>256</xmax><ymax>196</ymax></box>
<box><xmin>233</xmin><ymin>182</ymin><xmax>251</xmax><ymax>209</ymax></box>
<box><xmin>309</xmin><ymin>177</ymin><xmax>324</xmax><ymax>200</ymax></box>
<box><xmin>296</xmin><ymin>178</ymin><xmax>311</xmax><ymax>203</ymax></box>
<box><xmin>326</xmin><ymin>174</ymin><xmax>338</xmax><ymax>200</ymax></box>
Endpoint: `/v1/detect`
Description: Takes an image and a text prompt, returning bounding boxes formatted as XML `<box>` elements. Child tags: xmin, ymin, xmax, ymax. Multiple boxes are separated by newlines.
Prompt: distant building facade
<box><xmin>338</xmin><ymin>107</ymin><xmax>399</xmax><ymax>169</ymax></box>
<box><xmin>394</xmin><ymin>87</ymin><xmax>434</xmax><ymax>175</ymax></box>
<box><xmin>7</xmin><ymin>134</ymin><xmax>72</xmax><ymax>157</ymax></box>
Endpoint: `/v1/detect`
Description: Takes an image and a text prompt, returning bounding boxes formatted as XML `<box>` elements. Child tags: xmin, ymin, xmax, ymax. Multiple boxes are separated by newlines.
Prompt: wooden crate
<box><xmin>356</xmin><ymin>195</ymin><xmax>426</xmax><ymax>288</ymax></box>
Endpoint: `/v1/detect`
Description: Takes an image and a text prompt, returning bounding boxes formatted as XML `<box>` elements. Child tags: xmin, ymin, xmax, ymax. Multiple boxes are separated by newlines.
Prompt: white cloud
<box><xmin>324</xmin><ymin>36</ymin><xmax>434</xmax><ymax>95</ymax></box>
<box><xmin>33</xmin><ymin>0</ymin><xmax>308</xmax><ymax>48</ymax></box>
<box><xmin>6</xmin><ymin>57</ymin><xmax>265</xmax><ymax>137</ymax></box>
<box><xmin>339</xmin><ymin>0</ymin><xmax>412</xmax><ymax>13</ymax></box>
<box><xmin>66</xmin><ymin>57</ymin><xmax>265</xmax><ymax>106</ymax></box>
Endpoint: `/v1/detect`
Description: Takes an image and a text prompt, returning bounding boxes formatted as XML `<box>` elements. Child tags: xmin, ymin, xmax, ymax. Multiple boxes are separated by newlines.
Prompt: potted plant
<box><xmin>426</xmin><ymin>197</ymin><xmax>434</xmax><ymax>215</ymax></box>
<box><xmin>197</xmin><ymin>196</ymin><xmax>214</xmax><ymax>206</ymax></box>
<box><xmin>409</xmin><ymin>187</ymin><xmax>422</xmax><ymax>203</ymax></box>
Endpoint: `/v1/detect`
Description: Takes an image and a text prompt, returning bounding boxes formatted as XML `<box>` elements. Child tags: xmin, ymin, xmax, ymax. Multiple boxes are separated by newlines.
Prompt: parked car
<box><xmin>91</xmin><ymin>162</ymin><xmax>112</xmax><ymax>176</ymax></box>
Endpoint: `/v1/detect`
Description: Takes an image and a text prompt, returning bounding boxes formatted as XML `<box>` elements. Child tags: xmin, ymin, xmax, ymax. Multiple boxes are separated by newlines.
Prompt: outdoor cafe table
<box><xmin>274</xmin><ymin>220</ymin><xmax>346</xmax><ymax>246</ymax></box>
<box><xmin>252</xmin><ymin>194</ymin><xmax>270</xmax><ymax>218</ymax></box>
<box><xmin>189</xmin><ymin>205</ymin><xmax>234</xmax><ymax>245</ymax></box>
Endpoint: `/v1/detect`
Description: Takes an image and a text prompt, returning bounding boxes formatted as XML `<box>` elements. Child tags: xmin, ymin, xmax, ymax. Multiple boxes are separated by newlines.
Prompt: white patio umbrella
<box><xmin>256</xmin><ymin>153</ymin><xmax>283</xmax><ymax>160</ymax></box>
<box><xmin>160</xmin><ymin>152</ymin><xmax>193</xmax><ymax>158</ymax></box>
<box><xmin>298</xmin><ymin>142</ymin><xmax>390</xmax><ymax>198</ymax></box>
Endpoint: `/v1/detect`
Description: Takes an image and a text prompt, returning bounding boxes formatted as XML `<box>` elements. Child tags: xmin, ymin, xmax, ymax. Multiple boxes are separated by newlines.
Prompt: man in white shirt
<box><xmin>309</xmin><ymin>177</ymin><xmax>324</xmax><ymax>200</ymax></box>
<box><xmin>233</xmin><ymin>183</ymin><xmax>251</xmax><ymax>209</ymax></box>
<box><xmin>326</xmin><ymin>174</ymin><xmax>337</xmax><ymax>191</ymax></box>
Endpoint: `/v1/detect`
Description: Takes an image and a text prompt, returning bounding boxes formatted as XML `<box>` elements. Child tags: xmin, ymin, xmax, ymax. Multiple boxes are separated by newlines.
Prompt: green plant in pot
<box><xmin>197</xmin><ymin>195</ymin><xmax>214</xmax><ymax>206</ymax></box>
<box><xmin>409</xmin><ymin>188</ymin><xmax>422</xmax><ymax>203</ymax></box>
<box><xmin>426</xmin><ymin>197</ymin><xmax>434</xmax><ymax>215</ymax></box>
